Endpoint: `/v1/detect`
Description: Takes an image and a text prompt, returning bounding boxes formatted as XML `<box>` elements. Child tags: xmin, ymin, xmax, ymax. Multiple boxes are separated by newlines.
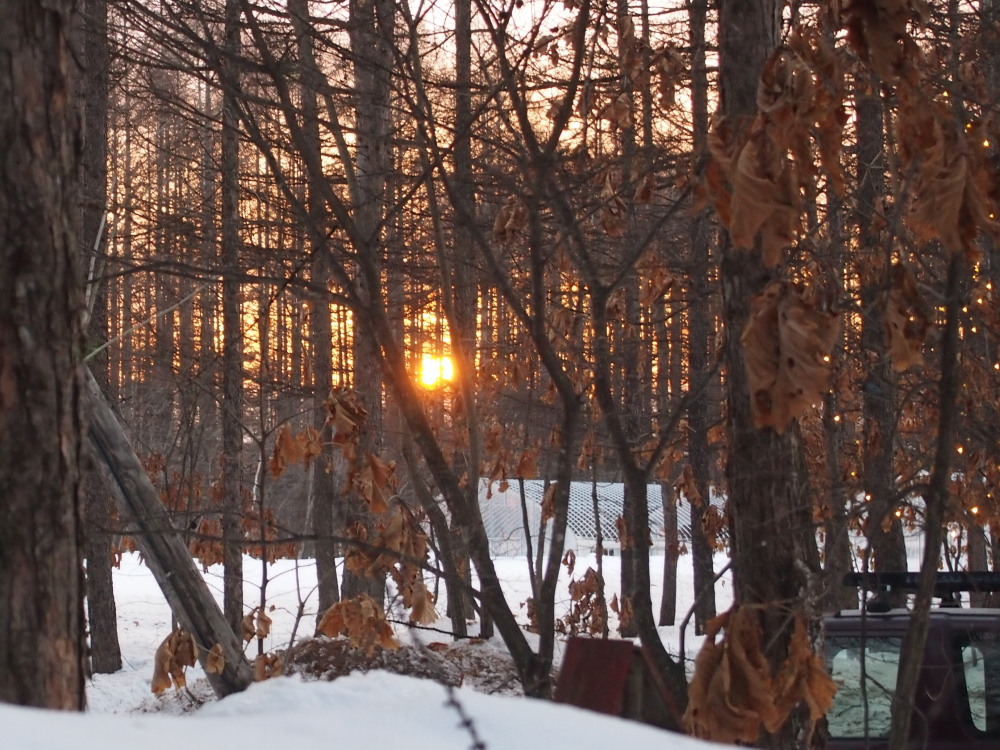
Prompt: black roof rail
<box><xmin>843</xmin><ymin>571</ymin><xmax>1000</xmax><ymax>595</ymax></box>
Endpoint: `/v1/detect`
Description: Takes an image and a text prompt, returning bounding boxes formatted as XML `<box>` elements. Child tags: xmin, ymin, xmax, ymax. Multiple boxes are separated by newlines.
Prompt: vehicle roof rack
<box><xmin>844</xmin><ymin>571</ymin><xmax>1000</xmax><ymax>594</ymax></box>
<box><xmin>843</xmin><ymin>572</ymin><xmax>1000</xmax><ymax>611</ymax></box>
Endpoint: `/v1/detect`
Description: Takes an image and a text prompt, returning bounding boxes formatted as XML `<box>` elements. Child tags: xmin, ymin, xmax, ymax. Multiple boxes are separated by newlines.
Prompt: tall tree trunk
<box><xmin>341</xmin><ymin>0</ymin><xmax>392</xmax><ymax>604</ymax></box>
<box><xmin>289</xmin><ymin>0</ymin><xmax>341</xmax><ymax>620</ymax></box>
<box><xmin>220</xmin><ymin>0</ymin><xmax>245</xmax><ymax>636</ymax></box>
<box><xmin>717</xmin><ymin>2</ymin><xmax>821</xmax><ymax>747</ymax></box>
<box><xmin>80</xmin><ymin>0</ymin><xmax>122</xmax><ymax>675</ymax></box>
<box><xmin>0</xmin><ymin>0</ymin><xmax>87</xmax><ymax>708</ymax></box>
<box><xmin>856</xmin><ymin>70</ymin><xmax>906</xmax><ymax>579</ymax></box>
<box><xmin>685</xmin><ymin>0</ymin><xmax>716</xmax><ymax>635</ymax></box>
<box><xmin>446</xmin><ymin>0</ymin><xmax>478</xmax><ymax>635</ymax></box>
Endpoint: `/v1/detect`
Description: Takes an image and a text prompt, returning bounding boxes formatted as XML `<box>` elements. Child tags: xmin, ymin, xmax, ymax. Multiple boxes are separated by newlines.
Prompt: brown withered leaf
<box><xmin>700</xmin><ymin>506</ymin><xmax>728</xmax><ymax>552</ymax></box>
<box><xmin>205</xmin><ymin>643</ymin><xmax>226</xmax><ymax>675</ymax></box>
<box><xmin>540</xmin><ymin>483</ymin><xmax>557</xmax><ymax>524</ymax></box>
<box><xmin>151</xmin><ymin>628</ymin><xmax>199</xmax><ymax>695</ymax></box>
<box><xmin>317</xmin><ymin>594</ymin><xmax>399</xmax><ymax>655</ymax></box>
<box><xmin>240</xmin><ymin>611</ymin><xmax>257</xmax><ymax>643</ymax></box>
<box><xmin>773</xmin><ymin>616</ymin><xmax>838</xmax><ymax>733</ymax></box>
<box><xmin>254</xmin><ymin>653</ymin><xmax>283</xmax><ymax>682</ymax></box>
<box><xmin>743</xmin><ymin>282</ymin><xmax>839</xmax><ymax>433</ymax></box>
<box><xmin>843</xmin><ymin>0</ymin><xmax>929</xmax><ymax>82</ymax></box>
<box><xmin>562</xmin><ymin>549</ymin><xmax>577</xmax><ymax>577</ymax></box>
<box><xmin>675</xmin><ymin>464</ymin><xmax>702</xmax><ymax>506</ymax></box>
<box><xmin>729</xmin><ymin>132</ymin><xmax>801</xmax><ymax>268</ymax></box>
<box><xmin>633</xmin><ymin>173</ymin><xmax>657</xmax><ymax>205</ymax></box>
<box><xmin>684</xmin><ymin>607</ymin><xmax>779</xmax><ymax>744</ymax></box>
<box><xmin>514</xmin><ymin>448</ymin><xmax>539</xmax><ymax>479</ymax></box>
<box><xmin>405</xmin><ymin>580</ymin><xmax>438</xmax><ymax>626</ymax></box>
<box><xmin>299</xmin><ymin>426</ymin><xmax>323</xmax><ymax>469</ymax></box>
<box><xmin>268</xmin><ymin>425</ymin><xmax>302</xmax><ymax>479</ymax></box>
<box><xmin>352</xmin><ymin>461</ymin><xmax>388</xmax><ymax>515</ymax></box>
<box><xmin>883</xmin><ymin>262</ymin><xmax>929</xmax><ymax>371</ymax></box>
<box><xmin>256</xmin><ymin>608</ymin><xmax>273</xmax><ymax>639</ymax></box>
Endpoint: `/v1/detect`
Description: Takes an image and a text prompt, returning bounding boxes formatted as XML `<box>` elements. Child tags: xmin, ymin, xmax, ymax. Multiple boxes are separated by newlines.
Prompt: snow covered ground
<box><xmin>9</xmin><ymin>551</ymin><xmax>733</xmax><ymax>749</ymax></box>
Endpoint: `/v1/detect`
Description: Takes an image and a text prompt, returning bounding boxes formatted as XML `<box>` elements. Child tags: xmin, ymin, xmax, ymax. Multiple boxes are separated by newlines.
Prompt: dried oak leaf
<box><xmin>256</xmin><ymin>608</ymin><xmax>273</xmax><ymax>639</ymax></box>
<box><xmin>772</xmin><ymin>616</ymin><xmax>838</xmax><ymax>732</ymax></box>
<box><xmin>675</xmin><ymin>463</ymin><xmax>702</xmax><ymax>506</ymax></box>
<box><xmin>684</xmin><ymin>607</ymin><xmax>778</xmax><ymax>744</ymax></box>
<box><xmin>240</xmin><ymin>611</ymin><xmax>257</xmax><ymax>643</ymax></box>
<box><xmin>254</xmin><ymin>653</ymin><xmax>283</xmax><ymax>682</ymax></box>
<box><xmin>843</xmin><ymin>0</ymin><xmax>929</xmax><ymax>82</ymax></box>
<box><xmin>268</xmin><ymin>425</ymin><xmax>302</xmax><ymax>479</ymax></box>
<box><xmin>298</xmin><ymin>426</ymin><xmax>323</xmax><ymax>469</ymax></box>
<box><xmin>743</xmin><ymin>282</ymin><xmax>839</xmax><ymax>432</ymax></box>
<box><xmin>317</xmin><ymin>594</ymin><xmax>399</xmax><ymax>655</ymax></box>
<box><xmin>205</xmin><ymin>643</ymin><xmax>226</xmax><ymax>675</ymax></box>
<box><xmin>729</xmin><ymin>130</ymin><xmax>801</xmax><ymax>268</ymax></box>
<box><xmin>883</xmin><ymin>262</ymin><xmax>929</xmax><ymax>371</ymax></box>
<box><xmin>562</xmin><ymin>549</ymin><xmax>577</xmax><ymax>577</ymax></box>
<box><xmin>151</xmin><ymin>628</ymin><xmax>198</xmax><ymax>695</ymax></box>
<box><xmin>540</xmin><ymin>483</ymin><xmax>557</xmax><ymax>524</ymax></box>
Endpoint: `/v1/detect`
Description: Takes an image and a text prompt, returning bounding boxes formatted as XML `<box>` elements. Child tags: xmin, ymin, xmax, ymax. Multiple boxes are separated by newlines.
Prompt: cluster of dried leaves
<box><xmin>707</xmin><ymin>28</ymin><xmax>847</xmax><ymax>269</ymax></box>
<box><xmin>555</xmin><ymin>552</ymin><xmax>608</xmax><ymax>636</ymax></box>
<box><xmin>151</xmin><ymin>608</ymin><xmax>286</xmax><ymax>694</ymax></box>
<box><xmin>239</xmin><ymin>606</ymin><xmax>273</xmax><ymax>643</ymax></box>
<box><xmin>344</xmin><ymin>503</ymin><xmax>438</xmax><ymax>627</ymax></box>
<box><xmin>151</xmin><ymin>628</ymin><xmax>199</xmax><ymax>695</ymax></box>
<box><xmin>267</xmin><ymin>387</ymin><xmax>437</xmax><ymax>629</ymax></box>
<box><xmin>743</xmin><ymin>281</ymin><xmax>840</xmax><ymax>432</ymax></box>
<box><xmin>316</xmin><ymin>594</ymin><xmax>398</xmax><ymax>655</ymax></box>
<box><xmin>683</xmin><ymin>607</ymin><xmax>837</xmax><ymax>745</ymax></box>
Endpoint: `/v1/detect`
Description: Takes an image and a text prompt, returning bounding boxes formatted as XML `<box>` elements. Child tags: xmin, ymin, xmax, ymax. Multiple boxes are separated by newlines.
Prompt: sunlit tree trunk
<box><xmin>0</xmin><ymin>0</ymin><xmax>87</xmax><ymax>708</ymax></box>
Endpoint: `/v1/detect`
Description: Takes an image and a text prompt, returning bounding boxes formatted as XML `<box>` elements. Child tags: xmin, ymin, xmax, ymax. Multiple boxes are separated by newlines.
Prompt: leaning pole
<box><xmin>84</xmin><ymin>369</ymin><xmax>253</xmax><ymax>697</ymax></box>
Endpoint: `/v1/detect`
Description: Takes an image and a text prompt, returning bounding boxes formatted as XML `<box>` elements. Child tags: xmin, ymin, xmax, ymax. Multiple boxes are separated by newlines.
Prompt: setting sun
<box><xmin>420</xmin><ymin>355</ymin><xmax>453</xmax><ymax>387</ymax></box>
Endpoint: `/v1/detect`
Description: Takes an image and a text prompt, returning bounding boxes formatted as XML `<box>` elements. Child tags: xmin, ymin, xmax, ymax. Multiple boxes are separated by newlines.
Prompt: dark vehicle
<box><xmin>826</xmin><ymin>572</ymin><xmax>1000</xmax><ymax>749</ymax></box>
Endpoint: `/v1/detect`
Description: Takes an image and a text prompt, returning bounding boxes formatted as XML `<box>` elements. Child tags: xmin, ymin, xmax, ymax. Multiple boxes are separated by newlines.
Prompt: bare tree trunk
<box><xmin>0</xmin><ymin>0</ymin><xmax>87</xmax><ymax>707</ymax></box>
<box><xmin>685</xmin><ymin>0</ymin><xmax>716</xmax><ymax>636</ymax></box>
<box><xmin>288</xmin><ymin>0</ymin><xmax>341</xmax><ymax>620</ymax></box>
<box><xmin>717</xmin><ymin>2</ymin><xmax>822</xmax><ymax>747</ymax></box>
<box><xmin>856</xmin><ymin>69</ymin><xmax>907</xmax><ymax>580</ymax></box>
<box><xmin>220</xmin><ymin>0</ymin><xmax>245</xmax><ymax>635</ymax></box>
<box><xmin>341</xmin><ymin>0</ymin><xmax>392</xmax><ymax>604</ymax></box>
<box><xmin>80</xmin><ymin>0</ymin><xmax>122</xmax><ymax>675</ymax></box>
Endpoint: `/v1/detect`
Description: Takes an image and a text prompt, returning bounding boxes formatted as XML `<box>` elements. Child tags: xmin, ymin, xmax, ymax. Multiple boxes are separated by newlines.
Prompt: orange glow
<box><xmin>420</xmin><ymin>355</ymin><xmax>453</xmax><ymax>387</ymax></box>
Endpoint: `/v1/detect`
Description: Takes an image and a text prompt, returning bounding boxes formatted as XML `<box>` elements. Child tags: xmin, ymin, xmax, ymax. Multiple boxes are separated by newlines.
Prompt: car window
<box><xmin>959</xmin><ymin>632</ymin><xmax>1000</xmax><ymax>735</ymax></box>
<box><xmin>826</xmin><ymin>636</ymin><xmax>902</xmax><ymax>738</ymax></box>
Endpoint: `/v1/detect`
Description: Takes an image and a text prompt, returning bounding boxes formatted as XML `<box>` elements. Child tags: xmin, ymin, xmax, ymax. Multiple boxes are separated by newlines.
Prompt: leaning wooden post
<box><xmin>84</xmin><ymin>369</ymin><xmax>253</xmax><ymax>697</ymax></box>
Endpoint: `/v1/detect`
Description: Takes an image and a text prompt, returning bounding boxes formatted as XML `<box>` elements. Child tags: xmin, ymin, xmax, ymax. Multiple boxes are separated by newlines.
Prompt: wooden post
<box><xmin>84</xmin><ymin>369</ymin><xmax>253</xmax><ymax>697</ymax></box>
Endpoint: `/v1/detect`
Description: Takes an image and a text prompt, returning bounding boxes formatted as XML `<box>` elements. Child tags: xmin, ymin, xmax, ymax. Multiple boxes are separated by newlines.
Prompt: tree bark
<box><xmin>288</xmin><ymin>0</ymin><xmax>341</xmax><ymax>620</ymax></box>
<box><xmin>856</xmin><ymin>70</ymin><xmax>907</xmax><ymax>580</ymax></box>
<box><xmin>717</xmin><ymin>2</ymin><xmax>822</xmax><ymax>747</ymax></box>
<box><xmin>341</xmin><ymin>0</ymin><xmax>392</xmax><ymax>604</ymax></box>
<box><xmin>685</xmin><ymin>0</ymin><xmax>716</xmax><ymax>635</ymax></box>
<box><xmin>220</xmin><ymin>0</ymin><xmax>245</xmax><ymax>635</ymax></box>
<box><xmin>79</xmin><ymin>0</ymin><xmax>122</xmax><ymax>675</ymax></box>
<box><xmin>0</xmin><ymin>0</ymin><xmax>87</xmax><ymax>708</ymax></box>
